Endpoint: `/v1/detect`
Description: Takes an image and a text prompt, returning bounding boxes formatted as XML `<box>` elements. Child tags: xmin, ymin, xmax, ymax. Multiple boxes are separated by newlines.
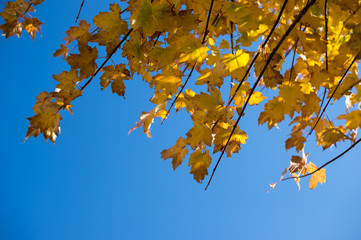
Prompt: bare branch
<box><xmin>75</xmin><ymin>0</ymin><xmax>85</xmax><ymax>23</ymax></box>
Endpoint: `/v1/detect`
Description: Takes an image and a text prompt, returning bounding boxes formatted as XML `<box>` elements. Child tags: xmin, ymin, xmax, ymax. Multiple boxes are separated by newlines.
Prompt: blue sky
<box><xmin>1</xmin><ymin>1</ymin><xmax>361</xmax><ymax>239</ymax></box>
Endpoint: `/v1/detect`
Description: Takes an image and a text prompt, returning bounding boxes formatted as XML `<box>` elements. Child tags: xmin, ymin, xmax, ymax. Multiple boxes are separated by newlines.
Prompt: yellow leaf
<box><xmin>213</xmin><ymin>124</ymin><xmax>248</xmax><ymax>157</ymax></box>
<box><xmin>307</xmin><ymin>162</ymin><xmax>326</xmax><ymax>190</ymax></box>
<box><xmin>188</xmin><ymin>149</ymin><xmax>212</xmax><ymax>183</ymax></box>
<box><xmin>177</xmin><ymin>36</ymin><xmax>209</xmax><ymax>64</ymax></box>
<box><xmin>161</xmin><ymin>137</ymin><xmax>188</xmax><ymax>170</ymax></box>
<box><xmin>222</xmin><ymin>49</ymin><xmax>250</xmax><ymax>72</ymax></box>
<box><xmin>220</xmin><ymin>39</ymin><xmax>230</xmax><ymax>49</ymax></box>
<box><xmin>53</xmin><ymin>44</ymin><xmax>69</xmax><ymax>58</ymax></box>
<box><xmin>63</xmin><ymin>20</ymin><xmax>91</xmax><ymax>45</ymax></box>
<box><xmin>338</xmin><ymin>110</ymin><xmax>361</xmax><ymax>129</ymax></box>
<box><xmin>258</xmin><ymin>97</ymin><xmax>291</xmax><ymax>129</ymax></box>
<box><xmin>150</xmin><ymin>67</ymin><xmax>182</xmax><ymax>95</ymax></box>
<box><xmin>100</xmin><ymin>64</ymin><xmax>131</xmax><ymax>96</ymax></box>
<box><xmin>196</xmin><ymin>62</ymin><xmax>225</xmax><ymax>88</ymax></box>
<box><xmin>318</xmin><ymin>127</ymin><xmax>348</xmax><ymax>150</ymax></box>
<box><xmin>248</xmin><ymin>91</ymin><xmax>267</xmax><ymax>106</ymax></box>
<box><xmin>25</xmin><ymin>92</ymin><xmax>62</xmax><ymax>144</ymax></box>
<box><xmin>285</xmin><ymin>131</ymin><xmax>306</xmax><ymax>153</ymax></box>
<box><xmin>23</xmin><ymin>17</ymin><xmax>43</xmax><ymax>40</ymax></box>
<box><xmin>129</xmin><ymin>102</ymin><xmax>167</xmax><ymax>137</ymax></box>
<box><xmin>66</xmin><ymin>44</ymin><xmax>98</xmax><ymax>79</ymax></box>
<box><xmin>279</xmin><ymin>84</ymin><xmax>305</xmax><ymax>107</ymax></box>
<box><xmin>93</xmin><ymin>3</ymin><xmax>128</xmax><ymax>38</ymax></box>
<box><xmin>186</xmin><ymin>122</ymin><xmax>212</xmax><ymax>149</ymax></box>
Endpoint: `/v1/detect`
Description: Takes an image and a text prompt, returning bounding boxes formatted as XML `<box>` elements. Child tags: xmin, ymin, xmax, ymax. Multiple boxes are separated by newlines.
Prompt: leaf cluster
<box><xmin>2</xmin><ymin>0</ymin><xmax>361</xmax><ymax>190</ymax></box>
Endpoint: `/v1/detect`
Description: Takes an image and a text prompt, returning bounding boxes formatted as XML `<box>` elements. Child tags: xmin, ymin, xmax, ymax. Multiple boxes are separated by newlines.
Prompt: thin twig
<box><xmin>340</xmin><ymin>79</ymin><xmax>361</xmax><ymax>96</ymax></box>
<box><xmin>282</xmin><ymin>137</ymin><xmax>361</xmax><ymax>182</ymax></box>
<box><xmin>81</xmin><ymin>28</ymin><xmax>133</xmax><ymax>90</ymax></box>
<box><xmin>324</xmin><ymin>0</ymin><xmax>328</xmax><ymax>71</ymax></box>
<box><xmin>75</xmin><ymin>0</ymin><xmax>85</xmax><ymax>23</ymax></box>
<box><xmin>202</xmin><ymin>0</ymin><xmax>215</xmax><ymax>44</ymax></box>
<box><xmin>205</xmin><ymin>0</ymin><xmax>316</xmax><ymax>190</ymax></box>
<box><xmin>309</xmin><ymin>55</ymin><xmax>358</xmax><ymax>136</ymax></box>
<box><xmin>120</xmin><ymin>7</ymin><xmax>128</xmax><ymax>15</ymax></box>
<box><xmin>288</xmin><ymin>41</ymin><xmax>297</xmax><ymax>85</ymax></box>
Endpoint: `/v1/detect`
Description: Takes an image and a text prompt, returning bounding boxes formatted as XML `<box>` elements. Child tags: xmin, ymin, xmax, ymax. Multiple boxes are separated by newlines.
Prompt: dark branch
<box><xmin>340</xmin><ymin>78</ymin><xmax>361</xmax><ymax>96</ymax></box>
<box><xmin>309</xmin><ymin>55</ymin><xmax>358</xmax><ymax>136</ymax></box>
<box><xmin>75</xmin><ymin>0</ymin><xmax>85</xmax><ymax>23</ymax></box>
<box><xmin>80</xmin><ymin>28</ymin><xmax>133</xmax><ymax>90</ymax></box>
<box><xmin>206</xmin><ymin>0</ymin><xmax>316</xmax><ymax>190</ymax></box>
<box><xmin>288</xmin><ymin>41</ymin><xmax>297</xmax><ymax>85</ymax></box>
<box><xmin>202</xmin><ymin>0</ymin><xmax>215</xmax><ymax>44</ymax></box>
<box><xmin>324</xmin><ymin>0</ymin><xmax>328</xmax><ymax>71</ymax></box>
<box><xmin>282</xmin><ymin>137</ymin><xmax>361</xmax><ymax>182</ymax></box>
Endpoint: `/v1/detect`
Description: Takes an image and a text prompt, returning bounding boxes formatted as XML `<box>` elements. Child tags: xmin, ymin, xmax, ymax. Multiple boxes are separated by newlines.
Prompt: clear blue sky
<box><xmin>1</xmin><ymin>1</ymin><xmax>361</xmax><ymax>239</ymax></box>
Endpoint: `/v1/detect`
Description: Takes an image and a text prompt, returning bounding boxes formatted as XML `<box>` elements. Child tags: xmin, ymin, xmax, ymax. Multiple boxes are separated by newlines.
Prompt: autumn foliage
<box><xmin>2</xmin><ymin>0</ymin><xmax>361</xmax><ymax>190</ymax></box>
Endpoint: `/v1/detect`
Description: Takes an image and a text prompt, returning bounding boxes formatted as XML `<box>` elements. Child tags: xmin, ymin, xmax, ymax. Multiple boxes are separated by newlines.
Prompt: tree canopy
<box><xmin>1</xmin><ymin>0</ymin><xmax>361</xmax><ymax>190</ymax></box>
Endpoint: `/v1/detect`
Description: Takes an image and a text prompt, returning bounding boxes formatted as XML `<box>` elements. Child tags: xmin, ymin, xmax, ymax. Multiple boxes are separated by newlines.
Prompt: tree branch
<box><xmin>75</xmin><ymin>0</ymin><xmax>85</xmax><ymax>23</ymax></box>
<box><xmin>282</xmin><ymin>137</ymin><xmax>361</xmax><ymax>182</ymax></box>
<box><xmin>80</xmin><ymin>28</ymin><xmax>133</xmax><ymax>90</ymax></box>
<box><xmin>309</xmin><ymin>55</ymin><xmax>358</xmax><ymax>136</ymax></box>
<box><xmin>202</xmin><ymin>0</ymin><xmax>215</xmax><ymax>44</ymax></box>
<box><xmin>206</xmin><ymin>0</ymin><xmax>316</xmax><ymax>190</ymax></box>
<box><xmin>324</xmin><ymin>0</ymin><xmax>328</xmax><ymax>71</ymax></box>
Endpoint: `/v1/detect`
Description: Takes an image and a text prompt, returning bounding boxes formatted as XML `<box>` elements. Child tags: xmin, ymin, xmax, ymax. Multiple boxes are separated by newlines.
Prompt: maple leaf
<box><xmin>213</xmin><ymin>124</ymin><xmax>248</xmax><ymax>158</ymax></box>
<box><xmin>93</xmin><ymin>3</ymin><xmax>128</xmax><ymax>39</ymax></box>
<box><xmin>285</xmin><ymin>131</ymin><xmax>306</xmax><ymax>153</ymax></box>
<box><xmin>63</xmin><ymin>20</ymin><xmax>91</xmax><ymax>45</ymax></box>
<box><xmin>100</xmin><ymin>64</ymin><xmax>131</xmax><ymax>97</ymax></box>
<box><xmin>66</xmin><ymin>44</ymin><xmax>98</xmax><ymax>79</ymax></box>
<box><xmin>23</xmin><ymin>17</ymin><xmax>42</xmax><ymax>40</ymax></box>
<box><xmin>188</xmin><ymin>149</ymin><xmax>212</xmax><ymax>183</ymax></box>
<box><xmin>222</xmin><ymin>49</ymin><xmax>250</xmax><ymax>79</ymax></box>
<box><xmin>129</xmin><ymin>102</ymin><xmax>167</xmax><ymax>137</ymax></box>
<box><xmin>25</xmin><ymin>92</ymin><xmax>62</xmax><ymax>143</ymax></box>
<box><xmin>279</xmin><ymin>84</ymin><xmax>305</xmax><ymax>109</ymax></box>
<box><xmin>186</xmin><ymin>121</ymin><xmax>212</xmax><ymax>149</ymax></box>
<box><xmin>318</xmin><ymin>127</ymin><xmax>348</xmax><ymax>150</ymax></box>
<box><xmin>288</xmin><ymin>155</ymin><xmax>307</xmax><ymax>174</ymax></box>
<box><xmin>150</xmin><ymin>67</ymin><xmax>182</xmax><ymax>95</ymax></box>
<box><xmin>161</xmin><ymin>137</ymin><xmax>188</xmax><ymax>170</ymax></box>
<box><xmin>177</xmin><ymin>35</ymin><xmax>209</xmax><ymax>64</ymax></box>
<box><xmin>258</xmin><ymin>97</ymin><xmax>291</xmax><ymax>129</ymax></box>
<box><xmin>338</xmin><ymin>110</ymin><xmax>361</xmax><ymax>129</ymax></box>
<box><xmin>307</xmin><ymin>162</ymin><xmax>326</xmax><ymax>190</ymax></box>
<box><xmin>196</xmin><ymin>62</ymin><xmax>226</xmax><ymax>89</ymax></box>
<box><xmin>53</xmin><ymin>44</ymin><xmax>69</xmax><ymax>58</ymax></box>
<box><xmin>52</xmin><ymin>70</ymin><xmax>82</xmax><ymax>107</ymax></box>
